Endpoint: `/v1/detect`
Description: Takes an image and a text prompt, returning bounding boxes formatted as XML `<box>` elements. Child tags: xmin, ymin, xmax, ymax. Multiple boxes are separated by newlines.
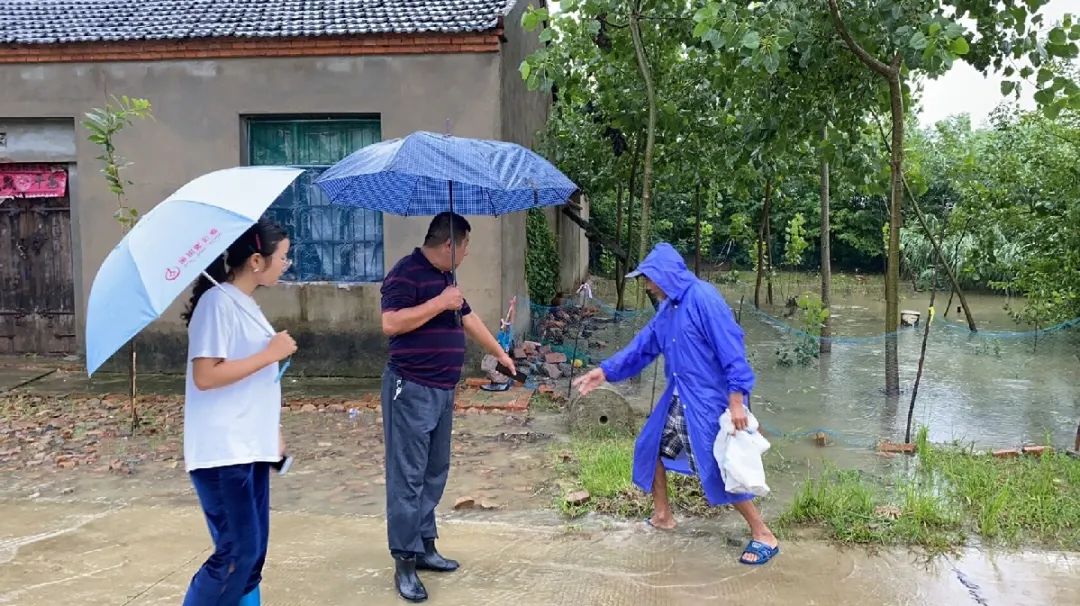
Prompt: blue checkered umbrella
<box><xmin>313</xmin><ymin>131</ymin><xmax>578</xmax><ymax>217</ymax></box>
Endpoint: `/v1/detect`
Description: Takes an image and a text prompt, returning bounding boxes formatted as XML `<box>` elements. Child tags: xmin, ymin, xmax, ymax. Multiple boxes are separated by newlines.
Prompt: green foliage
<box><xmin>796</xmin><ymin>294</ymin><xmax>830</xmax><ymax>337</ymax></box>
<box><xmin>521</xmin><ymin>0</ymin><xmax>1079</xmax><ymax>326</ymax></box>
<box><xmin>525</xmin><ymin>208</ymin><xmax>559</xmax><ymax>305</ymax></box>
<box><xmin>908</xmin><ymin>94</ymin><xmax>1080</xmax><ymax>323</ymax></box>
<box><xmin>783</xmin><ymin>212</ymin><xmax>809</xmax><ymax>268</ymax></box>
<box><xmin>777</xmin><ymin>293</ymin><xmax>829</xmax><ymax>367</ymax></box>
<box><xmin>81</xmin><ymin>95</ymin><xmax>153</xmax><ymax>231</ymax></box>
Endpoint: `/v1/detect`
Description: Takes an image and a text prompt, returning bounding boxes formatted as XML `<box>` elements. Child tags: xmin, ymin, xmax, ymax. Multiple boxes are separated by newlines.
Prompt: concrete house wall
<box><xmin>0</xmin><ymin>0</ymin><xmax>570</xmax><ymax>376</ymax></box>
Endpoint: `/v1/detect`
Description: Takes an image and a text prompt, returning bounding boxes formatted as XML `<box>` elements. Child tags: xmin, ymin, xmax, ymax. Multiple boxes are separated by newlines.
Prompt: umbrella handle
<box><xmin>275</xmin><ymin>357</ymin><xmax>291</xmax><ymax>383</ymax></box>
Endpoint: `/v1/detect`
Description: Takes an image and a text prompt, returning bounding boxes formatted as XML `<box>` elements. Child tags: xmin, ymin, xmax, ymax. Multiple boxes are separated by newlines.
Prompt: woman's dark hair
<box><xmin>182</xmin><ymin>217</ymin><xmax>288</xmax><ymax>326</ymax></box>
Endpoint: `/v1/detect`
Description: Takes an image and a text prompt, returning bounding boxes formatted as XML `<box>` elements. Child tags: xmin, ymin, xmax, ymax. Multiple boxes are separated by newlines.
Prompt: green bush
<box><xmin>526</xmin><ymin>208</ymin><xmax>559</xmax><ymax>305</ymax></box>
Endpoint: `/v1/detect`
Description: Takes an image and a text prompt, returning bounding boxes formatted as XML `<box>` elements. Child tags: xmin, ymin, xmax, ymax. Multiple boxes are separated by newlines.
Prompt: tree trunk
<box><xmin>828</xmin><ymin>0</ymin><xmax>905</xmax><ymax>397</ymax></box>
<box><xmin>764</xmin><ymin>191</ymin><xmax>774</xmax><ymax>306</ymax></box>
<box><xmin>884</xmin><ymin>68</ymin><xmax>903</xmax><ymax>398</ymax></box>
<box><xmin>820</xmin><ymin>135</ymin><xmax>833</xmax><ymax>355</ymax></box>
<box><xmin>694</xmin><ymin>182</ymin><xmax>702</xmax><ymax>276</ymax></box>
<box><xmin>615</xmin><ymin>178</ymin><xmax>627</xmax><ymax>311</ymax></box>
<box><xmin>129</xmin><ymin>339</ymin><xmax>139</xmax><ymax>434</ymax></box>
<box><xmin>943</xmin><ymin>232</ymin><xmax>965</xmax><ymax>318</ymax></box>
<box><xmin>754</xmin><ymin>178</ymin><xmax>772</xmax><ymax>308</ymax></box>
<box><xmin>905</xmin><ymin>273</ymin><xmax>937</xmax><ymax>443</ymax></box>
<box><xmin>624</xmin><ymin>133</ymin><xmax>643</xmax><ymax>310</ymax></box>
<box><xmin>629</xmin><ymin>5</ymin><xmax>656</xmax><ymax>266</ymax></box>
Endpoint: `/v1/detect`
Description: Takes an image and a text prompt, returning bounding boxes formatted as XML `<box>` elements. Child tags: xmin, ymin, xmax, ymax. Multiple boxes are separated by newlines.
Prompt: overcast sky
<box><xmin>918</xmin><ymin>0</ymin><xmax>1075</xmax><ymax>127</ymax></box>
<box><xmin>546</xmin><ymin>0</ymin><xmax>1077</xmax><ymax>129</ymax></box>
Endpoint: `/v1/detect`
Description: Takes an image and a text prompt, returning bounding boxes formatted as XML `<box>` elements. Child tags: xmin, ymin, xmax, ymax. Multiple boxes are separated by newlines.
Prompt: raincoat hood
<box><xmin>627</xmin><ymin>242</ymin><xmax>697</xmax><ymax>300</ymax></box>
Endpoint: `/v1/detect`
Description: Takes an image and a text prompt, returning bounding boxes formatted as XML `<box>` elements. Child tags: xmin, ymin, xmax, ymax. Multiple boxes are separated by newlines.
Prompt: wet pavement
<box><xmin>1</xmin><ymin>500</ymin><xmax>1076</xmax><ymax>606</ymax></box>
<box><xmin>1</xmin><ymin>279</ymin><xmax>1078</xmax><ymax>604</ymax></box>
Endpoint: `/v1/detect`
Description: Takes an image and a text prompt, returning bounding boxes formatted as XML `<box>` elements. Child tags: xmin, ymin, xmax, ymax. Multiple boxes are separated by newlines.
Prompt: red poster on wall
<box><xmin>0</xmin><ymin>164</ymin><xmax>68</xmax><ymax>199</ymax></box>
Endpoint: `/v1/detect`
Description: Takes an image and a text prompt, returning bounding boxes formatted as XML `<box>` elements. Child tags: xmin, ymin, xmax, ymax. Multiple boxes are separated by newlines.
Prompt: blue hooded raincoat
<box><xmin>600</xmin><ymin>243</ymin><xmax>756</xmax><ymax>506</ymax></box>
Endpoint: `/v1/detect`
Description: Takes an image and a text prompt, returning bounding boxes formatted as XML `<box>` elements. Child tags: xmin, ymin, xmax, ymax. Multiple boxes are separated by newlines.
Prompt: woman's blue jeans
<box><xmin>182</xmin><ymin>462</ymin><xmax>269</xmax><ymax>606</ymax></box>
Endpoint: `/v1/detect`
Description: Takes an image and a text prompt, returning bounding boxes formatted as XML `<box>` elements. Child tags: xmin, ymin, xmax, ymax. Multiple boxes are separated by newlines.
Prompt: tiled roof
<box><xmin>0</xmin><ymin>0</ymin><xmax>515</xmax><ymax>45</ymax></box>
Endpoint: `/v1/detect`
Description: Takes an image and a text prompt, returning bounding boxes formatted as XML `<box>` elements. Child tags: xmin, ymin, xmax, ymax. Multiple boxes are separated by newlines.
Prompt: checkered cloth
<box><xmin>314</xmin><ymin>131</ymin><xmax>579</xmax><ymax>216</ymax></box>
<box><xmin>660</xmin><ymin>395</ymin><xmax>696</xmax><ymax>472</ymax></box>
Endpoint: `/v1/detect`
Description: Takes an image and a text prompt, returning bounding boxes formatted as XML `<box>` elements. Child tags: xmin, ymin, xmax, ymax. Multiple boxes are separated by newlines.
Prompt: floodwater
<box><xmin>588</xmin><ymin>276</ymin><xmax>1079</xmax><ymax>454</ymax></box>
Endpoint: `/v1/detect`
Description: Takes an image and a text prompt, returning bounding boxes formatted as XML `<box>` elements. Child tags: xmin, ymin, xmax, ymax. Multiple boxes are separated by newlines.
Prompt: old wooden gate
<box><xmin>0</xmin><ymin>164</ymin><xmax>76</xmax><ymax>354</ymax></box>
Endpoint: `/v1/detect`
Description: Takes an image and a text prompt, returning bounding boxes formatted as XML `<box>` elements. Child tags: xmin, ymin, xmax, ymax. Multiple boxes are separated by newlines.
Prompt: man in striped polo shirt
<box><xmin>379</xmin><ymin>211</ymin><xmax>516</xmax><ymax>603</ymax></box>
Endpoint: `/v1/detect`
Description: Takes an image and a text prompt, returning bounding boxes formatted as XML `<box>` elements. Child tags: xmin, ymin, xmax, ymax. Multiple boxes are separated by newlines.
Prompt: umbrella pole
<box><xmin>200</xmin><ymin>270</ymin><xmax>292</xmax><ymax>382</ymax></box>
<box><xmin>449</xmin><ymin>180</ymin><xmax>461</xmax><ymax>326</ymax></box>
<box><xmin>449</xmin><ymin>180</ymin><xmax>457</xmax><ymax>284</ymax></box>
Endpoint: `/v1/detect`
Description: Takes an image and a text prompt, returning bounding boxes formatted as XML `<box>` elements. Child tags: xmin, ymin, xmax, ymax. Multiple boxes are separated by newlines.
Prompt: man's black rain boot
<box><xmin>417</xmin><ymin>539</ymin><xmax>460</xmax><ymax>572</ymax></box>
<box><xmin>394</xmin><ymin>556</ymin><xmax>428</xmax><ymax>602</ymax></box>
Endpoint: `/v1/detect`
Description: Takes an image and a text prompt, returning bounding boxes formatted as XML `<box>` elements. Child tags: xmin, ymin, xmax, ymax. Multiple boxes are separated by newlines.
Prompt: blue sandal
<box><xmin>739</xmin><ymin>540</ymin><xmax>779</xmax><ymax>565</ymax></box>
<box><xmin>643</xmin><ymin>517</ymin><xmax>674</xmax><ymax>531</ymax></box>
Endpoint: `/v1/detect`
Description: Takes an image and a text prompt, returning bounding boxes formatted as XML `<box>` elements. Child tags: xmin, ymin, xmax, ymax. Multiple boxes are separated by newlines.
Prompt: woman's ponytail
<box><xmin>181</xmin><ymin>217</ymin><xmax>287</xmax><ymax>326</ymax></box>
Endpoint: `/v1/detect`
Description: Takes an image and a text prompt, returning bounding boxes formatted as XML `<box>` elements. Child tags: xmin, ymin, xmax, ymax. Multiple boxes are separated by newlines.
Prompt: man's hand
<box><xmin>728</xmin><ymin>393</ymin><xmax>749</xmax><ymax>432</ymax></box>
<box><xmin>496</xmin><ymin>351</ymin><xmax>517</xmax><ymax>378</ymax></box>
<box><xmin>436</xmin><ymin>285</ymin><xmax>464</xmax><ymax>311</ymax></box>
<box><xmin>572</xmin><ymin>367</ymin><xmax>606</xmax><ymax>396</ymax></box>
<box><xmin>278</xmin><ymin>426</ymin><xmax>287</xmax><ymax>457</ymax></box>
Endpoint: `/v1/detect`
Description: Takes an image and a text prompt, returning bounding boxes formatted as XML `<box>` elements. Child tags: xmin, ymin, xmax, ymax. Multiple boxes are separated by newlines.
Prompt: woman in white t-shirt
<box><xmin>180</xmin><ymin>218</ymin><xmax>297</xmax><ymax>606</ymax></box>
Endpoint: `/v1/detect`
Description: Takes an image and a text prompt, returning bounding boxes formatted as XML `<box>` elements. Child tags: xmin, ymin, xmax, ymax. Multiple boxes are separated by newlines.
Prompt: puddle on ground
<box><xmin>1</xmin><ymin>501</ymin><xmax>1076</xmax><ymax>606</ymax></box>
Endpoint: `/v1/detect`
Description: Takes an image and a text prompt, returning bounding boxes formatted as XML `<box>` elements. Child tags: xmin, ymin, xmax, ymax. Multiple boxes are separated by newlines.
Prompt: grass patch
<box><xmin>529</xmin><ymin>392</ymin><xmax>566</xmax><ymax>414</ymax></box>
<box><xmin>780</xmin><ymin>428</ymin><xmax>1080</xmax><ymax>551</ymax></box>
<box><xmin>776</xmin><ymin>467</ymin><xmax>962</xmax><ymax>553</ymax></box>
<box><xmin>915</xmin><ymin>430</ymin><xmax>1080</xmax><ymax>547</ymax></box>
<box><xmin>554</xmin><ymin>436</ymin><xmax>716</xmax><ymax>519</ymax></box>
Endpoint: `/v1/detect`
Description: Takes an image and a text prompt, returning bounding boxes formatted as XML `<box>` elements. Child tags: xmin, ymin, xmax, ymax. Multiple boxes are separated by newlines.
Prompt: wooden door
<box><xmin>0</xmin><ymin>190</ymin><xmax>76</xmax><ymax>354</ymax></box>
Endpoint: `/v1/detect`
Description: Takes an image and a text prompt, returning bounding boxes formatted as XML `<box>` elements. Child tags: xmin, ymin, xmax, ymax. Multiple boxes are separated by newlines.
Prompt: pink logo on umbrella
<box><xmin>171</xmin><ymin>227</ymin><xmax>221</xmax><ymax>276</ymax></box>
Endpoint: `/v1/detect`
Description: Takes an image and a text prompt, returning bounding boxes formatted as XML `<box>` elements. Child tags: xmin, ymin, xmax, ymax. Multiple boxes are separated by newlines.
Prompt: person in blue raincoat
<box><xmin>573</xmin><ymin>242</ymin><xmax>780</xmax><ymax>565</ymax></box>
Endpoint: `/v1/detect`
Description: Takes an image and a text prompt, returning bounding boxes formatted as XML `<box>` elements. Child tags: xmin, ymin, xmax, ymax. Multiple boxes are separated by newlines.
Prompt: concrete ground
<box><xmin>1</xmin><ymin>500</ymin><xmax>1077</xmax><ymax>606</ymax></box>
<box><xmin>2</xmin><ymin>361</ymin><xmax>1077</xmax><ymax>605</ymax></box>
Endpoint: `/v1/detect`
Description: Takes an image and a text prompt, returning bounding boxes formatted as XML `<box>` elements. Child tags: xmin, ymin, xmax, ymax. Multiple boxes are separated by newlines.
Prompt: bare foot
<box><xmin>740</xmin><ymin>531</ymin><xmax>779</xmax><ymax>563</ymax></box>
<box><xmin>645</xmin><ymin>514</ymin><xmax>677</xmax><ymax>531</ymax></box>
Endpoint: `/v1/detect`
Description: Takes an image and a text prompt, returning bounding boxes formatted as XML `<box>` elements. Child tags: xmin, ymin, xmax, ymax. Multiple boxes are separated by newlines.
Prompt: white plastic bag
<box><xmin>713</xmin><ymin>410</ymin><xmax>771</xmax><ymax>497</ymax></box>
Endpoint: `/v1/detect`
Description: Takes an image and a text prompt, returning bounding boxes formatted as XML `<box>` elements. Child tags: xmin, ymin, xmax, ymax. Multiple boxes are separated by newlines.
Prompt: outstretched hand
<box><xmin>572</xmin><ymin>367</ymin><xmax>606</xmax><ymax>396</ymax></box>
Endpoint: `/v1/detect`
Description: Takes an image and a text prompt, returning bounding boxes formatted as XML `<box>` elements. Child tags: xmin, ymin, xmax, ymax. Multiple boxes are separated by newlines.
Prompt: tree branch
<box><xmin>827</xmin><ymin>0</ymin><xmax>895</xmax><ymax>78</ymax></box>
<box><xmin>629</xmin><ymin>2</ymin><xmax>658</xmax><ymax>266</ymax></box>
<box><xmin>640</xmin><ymin>15</ymin><xmax>692</xmax><ymax>22</ymax></box>
<box><xmin>560</xmin><ymin>206</ymin><xmax>629</xmax><ymax>264</ymax></box>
